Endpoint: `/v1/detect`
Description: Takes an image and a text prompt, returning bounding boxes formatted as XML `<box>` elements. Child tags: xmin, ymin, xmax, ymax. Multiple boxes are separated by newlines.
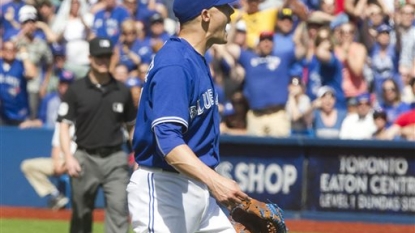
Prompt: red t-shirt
<box><xmin>394</xmin><ymin>110</ymin><xmax>415</xmax><ymax>127</ymax></box>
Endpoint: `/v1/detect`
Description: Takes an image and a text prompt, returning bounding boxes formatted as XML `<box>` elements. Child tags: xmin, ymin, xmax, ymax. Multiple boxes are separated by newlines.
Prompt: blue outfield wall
<box><xmin>1</xmin><ymin>127</ymin><xmax>415</xmax><ymax>223</ymax></box>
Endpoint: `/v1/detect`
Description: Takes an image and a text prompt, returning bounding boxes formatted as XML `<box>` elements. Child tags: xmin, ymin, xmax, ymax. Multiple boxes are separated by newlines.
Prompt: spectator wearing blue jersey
<box><xmin>115</xmin><ymin>19</ymin><xmax>142</xmax><ymax>77</ymax></box>
<box><xmin>124</xmin><ymin>76</ymin><xmax>142</xmax><ymax>110</ymax></box>
<box><xmin>20</xmin><ymin>70</ymin><xmax>76</xmax><ymax>129</ymax></box>
<box><xmin>227</xmin><ymin>31</ymin><xmax>306</xmax><ymax>137</ymax></box>
<box><xmin>91</xmin><ymin>0</ymin><xmax>130</xmax><ymax>44</ymax></box>
<box><xmin>14</xmin><ymin>5</ymin><xmax>54</xmax><ymax>119</ymax></box>
<box><xmin>0</xmin><ymin>0</ymin><xmax>25</xmax><ymax>39</ymax></box>
<box><xmin>0</xmin><ymin>40</ymin><xmax>37</xmax><ymax>126</ymax></box>
<box><xmin>378</xmin><ymin>78</ymin><xmax>411</xmax><ymax>125</ymax></box>
<box><xmin>127</xmin><ymin>1</ymin><xmax>249</xmax><ymax>232</ymax></box>
<box><xmin>369</xmin><ymin>24</ymin><xmax>402</xmax><ymax>101</ymax></box>
<box><xmin>307</xmin><ymin>86</ymin><xmax>347</xmax><ymax>139</ymax></box>
<box><xmin>305</xmin><ymin>27</ymin><xmax>347</xmax><ymax>109</ymax></box>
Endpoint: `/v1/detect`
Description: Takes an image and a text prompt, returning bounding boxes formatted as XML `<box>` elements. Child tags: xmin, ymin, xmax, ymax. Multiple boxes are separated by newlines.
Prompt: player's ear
<box><xmin>200</xmin><ymin>9</ymin><xmax>211</xmax><ymax>23</ymax></box>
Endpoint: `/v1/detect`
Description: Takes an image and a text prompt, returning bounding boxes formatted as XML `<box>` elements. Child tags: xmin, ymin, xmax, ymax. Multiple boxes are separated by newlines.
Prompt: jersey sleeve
<box><xmin>57</xmin><ymin>85</ymin><xmax>77</xmax><ymax>124</ymax></box>
<box><xmin>149</xmin><ymin>65</ymin><xmax>191</xmax><ymax>132</ymax></box>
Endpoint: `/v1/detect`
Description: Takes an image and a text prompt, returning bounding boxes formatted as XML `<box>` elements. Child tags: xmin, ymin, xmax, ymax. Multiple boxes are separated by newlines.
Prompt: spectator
<box><xmin>57</xmin><ymin>37</ymin><xmax>135</xmax><ymax>233</ymax></box>
<box><xmin>115</xmin><ymin>19</ymin><xmax>142</xmax><ymax>77</ymax></box>
<box><xmin>227</xmin><ymin>31</ymin><xmax>305</xmax><ymax>137</ymax></box>
<box><xmin>124</xmin><ymin>76</ymin><xmax>142</xmax><ymax>110</ymax></box>
<box><xmin>334</xmin><ymin>22</ymin><xmax>368</xmax><ymax>99</ymax></box>
<box><xmin>0</xmin><ymin>0</ymin><xmax>25</xmax><ymax>39</ymax></box>
<box><xmin>372</xmin><ymin>108</ymin><xmax>389</xmax><ymax>140</ymax></box>
<box><xmin>220</xmin><ymin>91</ymin><xmax>249</xmax><ymax>136</ymax></box>
<box><xmin>305</xmin><ymin>27</ymin><xmax>347</xmax><ymax>109</ymax></box>
<box><xmin>369</xmin><ymin>23</ymin><xmax>401</xmax><ymax>100</ymax></box>
<box><xmin>307</xmin><ymin>86</ymin><xmax>347</xmax><ymax>139</ymax></box>
<box><xmin>20</xmin><ymin>123</ymin><xmax>76</xmax><ymax>210</ymax></box>
<box><xmin>339</xmin><ymin>92</ymin><xmax>377</xmax><ymax>139</ymax></box>
<box><xmin>0</xmin><ymin>40</ymin><xmax>36</xmax><ymax>126</ymax></box>
<box><xmin>231</xmin><ymin>0</ymin><xmax>279</xmax><ymax>49</ymax></box>
<box><xmin>397</xmin><ymin>4</ymin><xmax>415</xmax><ymax>77</ymax></box>
<box><xmin>113</xmin><ymin>63</ymin><xmax>130</xmax><ymax>83</ymax></box>
<box><xmin>401</xmin><ymin>68</ymin><xmax>415</xmax><ymax>104</ymax></box>
<box><xmin>379</xmin><ymin>78</ymin><xmax>411</xmax><ymax>124</ymax></box>
<box><xmin>385</xmin><ymin>109</ymin><xmax>415</xmax><ymax>140</ymax></box>
<box><xmin>90</xmin><ymin>0</ymin><xmax>130</xmax><ymax>44</ymax></box>
<box><xmin>14</xmin><ymin>5</ymin><xmax>54</xmax><ymax>119</ymax></box>
<box><xmin>51</xmin><ymin>0</ymin><xmax>93</xmax><ymax>79</ymax></box>
<box><xmin>19</xmin><ymin>70</ymin><xmax>75</xmax><ymax>129</ymax></box>
<box><xmin>286</xmin><ymin>76</ymin><xmax>312</xmax><ymax>136</ymax></box>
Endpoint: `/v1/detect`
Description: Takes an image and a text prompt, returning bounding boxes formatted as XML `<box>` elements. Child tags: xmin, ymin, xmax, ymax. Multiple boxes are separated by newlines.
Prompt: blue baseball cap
<box><xmin>59</xmin><ymin>70</ymin><xmax>75</xmax><ymax>83</ymax></box>
<box><xmin>330</xmin><ymin>13</ymin><xmax>349</xmax><ymax>30</ymax></box>
<box><xmin>356</xmin><ymin>92</ymin><xmax>371</xmax><ymax>104</ymax></box>
<box><xmin>173</xmin><ymin>0</ymin><xmax>236</xmax><ymax>23</ymax></box>
<box><xmin>376</xmin><ymin>24</ymin><xmax>392</xmax><ymax>33</ymax></box>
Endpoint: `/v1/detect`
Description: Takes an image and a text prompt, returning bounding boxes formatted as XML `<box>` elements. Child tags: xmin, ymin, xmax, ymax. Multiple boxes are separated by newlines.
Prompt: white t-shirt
<box><xmin>51</xmin><ymin>122</ymin><xmax>77</xmax><ymax>157</ymax></box>
<box><xmin>339</xmin><ymin>113</ymin><xmax>377</xmax><ymax>140</ymax></box>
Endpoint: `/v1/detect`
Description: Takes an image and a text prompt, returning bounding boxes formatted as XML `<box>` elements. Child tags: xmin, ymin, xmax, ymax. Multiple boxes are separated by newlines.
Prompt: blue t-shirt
<box><xmin>305</xmin><ymin>54</ymin><xmax>346</xmax><ymax>109</ymax></box>
<box><xmin>92</xmin><ymin>6</ymin><xmax>130</xmax><ymax>44</ymax></box>
<box><xmin>132</xmin><ymin>37</ymin><xmax>221</xmax><ymax>170</ymax></box>
<box><xmin>238</xmin><ymin>49</ymin><xmax>295</xmax><ymax>110</ymax></box>
<box><xmin>1</xmin><ymin>1</ymin><xmax>25</xmax><ymax>39</ymax></box>
<box><xmin>313</xmin><ymin>109</ymin><xmax>347</xmax><ymax>139</ymax></box>
<box><xmin>131</xmin><ymin>38</ymin><xmax>154</xmax><ymax>64</ymax></box>
<box><xmin>0</xmin><ymin>59</ymin><xmax>30</xmax><ymax>121</ymax></box>
<box><xmin>37</xmin><ymin>92</ymin><xmax>60</xmax><ymax>128</ymax></box>
<box><xmin>380</xmin><ymin>102</ymin><xmax>411</xmax><ymax>126</ymax></box>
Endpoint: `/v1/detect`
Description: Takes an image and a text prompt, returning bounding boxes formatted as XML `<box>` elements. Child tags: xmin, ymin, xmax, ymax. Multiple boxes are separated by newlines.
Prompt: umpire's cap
<box><xmin>89</xmin><ymin>37</ymin><xmax>113</xmax><ymax>57</ymax></box>
<box><xmin>173</xmin><ymin>0</ymin><xmax>236</xmax><ymax>23</ymax></box>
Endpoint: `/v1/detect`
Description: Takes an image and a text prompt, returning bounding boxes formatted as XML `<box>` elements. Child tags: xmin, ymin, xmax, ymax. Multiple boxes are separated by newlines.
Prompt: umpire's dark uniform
<box><xmin>57</xmin><ymin>38</ymin><xmax>136</xmax><ymax>233</ymax></box>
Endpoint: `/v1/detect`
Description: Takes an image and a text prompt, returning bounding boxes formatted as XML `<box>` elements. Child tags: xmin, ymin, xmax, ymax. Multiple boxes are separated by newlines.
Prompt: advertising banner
<box><xmin>307</xmin><ymin>152</ymin><xmax>415</xmax><ymax>215</ymax></box>
<box><xmin>217</xmin><ymin>154</ymin><xmax>303</xmax><ymax>210</ymax></box>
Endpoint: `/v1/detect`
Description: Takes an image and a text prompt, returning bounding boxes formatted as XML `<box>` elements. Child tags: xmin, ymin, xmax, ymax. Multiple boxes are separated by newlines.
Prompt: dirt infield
<box><xmin>1</xmin><ymin>206</ymin><xmax>414</xmax><ymax>233</ymax></box>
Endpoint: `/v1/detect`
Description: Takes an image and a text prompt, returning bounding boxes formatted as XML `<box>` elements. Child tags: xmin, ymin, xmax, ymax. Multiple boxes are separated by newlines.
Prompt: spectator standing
<box><xmin>227</xmin><ymin>31</ymin><xmax>306</xmax><ymax>137</ymax></box>
<box><xmin>0</xmin><ymin>40</ymin><xmax>36</xmax><ymax>126</ymax></box>
<box><xmin>51</xmin><ymin>0</ymin><xmax>93</xmax><ymax>79</ymax></box>
<box><xmin>91</xmin><ymin>0</ymin><xmax>130</xmax><ymax>44</ymax></box>
<box><xmin>339</xmin><ymin>92</ymin><xmax>377</xmax><ymax>139</ymax></box>
<box><xmin>58</xmin><ymin>38</ymin><xmax>136</xmax><ymax>233</ymax></box>
<box><xmin>334</xmin><ymin>22</ymin><xmax>368</xmax><ymax>99</ymax></box>
<box><xmin>0</xmin><ymin>0</ymin><xmax>25</xmax><ymax>39</ymax></box>
<box><xmin>369</xmin><ymin>23</ymin><xmax>402</xmax><ymax>100</ymax></box>
<box><xmin>397</xmin><ymin>4</ymin><xmax>415</xmax><ymax>77</ymax></box>
<box><xmin>14</xmin><ymin>5</ymin><xmax>53</xmax><ymax>119</ymax></box>
<box><xmin>305</xmin><ymin>27</ymin><xmax>347</xmax><ymax>109</ymax></box>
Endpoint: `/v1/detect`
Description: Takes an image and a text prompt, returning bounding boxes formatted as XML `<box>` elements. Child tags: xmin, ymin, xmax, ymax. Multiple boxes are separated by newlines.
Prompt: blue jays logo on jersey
<box><xmin>189</xmin><ymin>89</ymin><xmax>219</xmax><ymax>119</ymax></box>
<box><xmin>250</xmin><ymin>56</ymin><xmax>281</xmax><ymax>70</ymax></box>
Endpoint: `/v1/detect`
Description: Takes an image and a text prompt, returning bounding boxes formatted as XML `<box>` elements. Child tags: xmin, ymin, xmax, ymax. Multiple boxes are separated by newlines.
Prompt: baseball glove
<box><xmin>229</xmin><ymin>198</ymin><xmax>287</xmax><ymax>233</ymax></box>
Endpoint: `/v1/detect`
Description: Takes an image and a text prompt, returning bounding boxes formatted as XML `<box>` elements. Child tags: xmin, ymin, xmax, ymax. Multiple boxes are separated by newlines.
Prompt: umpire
<box><xmin>58</xmin><ymin>37</ymin><xmax>136</xmax><ymax>233</ymax></box>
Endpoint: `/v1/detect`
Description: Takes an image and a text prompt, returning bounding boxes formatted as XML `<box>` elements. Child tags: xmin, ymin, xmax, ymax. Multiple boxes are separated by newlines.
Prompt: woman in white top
<box><xmin>51</xmin><ymin>0</ymin><xmax>93</xmax><ymax>78</ymax></box>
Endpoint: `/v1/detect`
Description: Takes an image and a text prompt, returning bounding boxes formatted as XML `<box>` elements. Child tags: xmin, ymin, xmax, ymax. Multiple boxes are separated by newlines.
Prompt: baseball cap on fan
<box><xmin>173</xmin><ymin>0</ymin><xmax>236</xmax><ymax>23</ymax></box>
<box><xmin>18</xmin><ymin>5</ymin><xmax>37</xmax><ymax>23</ymax></box>
<box><xmin>89</xmin><ymin>37</ymin><xmax>114</xmax><ymax>57</ymax></box>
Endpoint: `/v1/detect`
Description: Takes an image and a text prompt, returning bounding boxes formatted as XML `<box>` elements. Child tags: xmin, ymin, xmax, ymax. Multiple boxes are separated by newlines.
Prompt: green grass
<box><xmin>0</xmin><ymin>218</ymin><xmax>307</xmax><ymax>233</ymax></box>
<box><xmin>0</xmin><ymin>218</ymin><xmax>111</xmax><ymax>233</ymax></box>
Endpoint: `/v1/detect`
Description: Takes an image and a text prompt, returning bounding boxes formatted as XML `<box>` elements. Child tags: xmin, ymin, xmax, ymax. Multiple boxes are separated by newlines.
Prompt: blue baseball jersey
<box><xmin>132</xmin><ymin>37</ymin><xmax>221</xmax><ymax>170</ymax></box>
<box><xmin>1</xmin><ymin>1</ymin><xmax>25</xmax><ymax>39</ymax></box>
<box><xmin>238</xmin><ymin>48</ymin><xmax>294</xmax><ymax>110</ymax></box>
<box><xmin>92</xmin><ymin>6</ymin><xmax>130</xmax><ymax>44</ymax></box>
<box><xmin>37</xmin><ymin>92</ymin><xmax>60</xmax><ymax>128</ymax></box>
<box><xmin>0</xmin><ymin>58</ymin><xmax>30</xmax><ymax>121</ymax></box>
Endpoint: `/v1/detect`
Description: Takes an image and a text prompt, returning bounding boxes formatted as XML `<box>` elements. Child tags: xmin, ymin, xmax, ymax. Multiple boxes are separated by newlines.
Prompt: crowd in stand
<box><xmin>1</xmin><ymin>0</ymin><xmax>415</xmax><ymax>141</ymax></box>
